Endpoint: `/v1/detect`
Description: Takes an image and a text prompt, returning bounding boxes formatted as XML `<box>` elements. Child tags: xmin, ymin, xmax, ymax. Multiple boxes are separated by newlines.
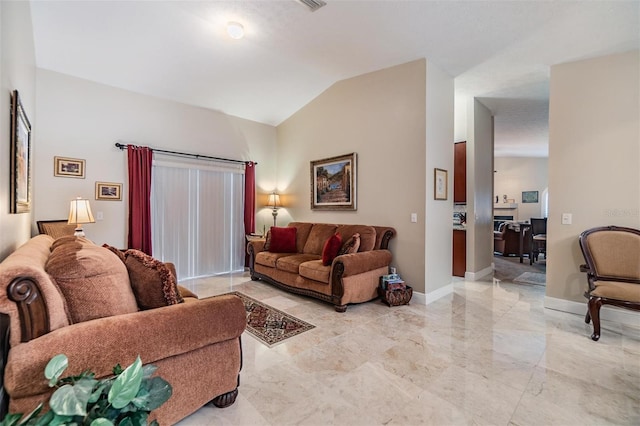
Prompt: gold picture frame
<box><xmin>95</xmin><ymin>182</ymin><xmax>122</xmax><ymax>201</ymax></box>
<box><xmin>10</xmin><ymin>90</ymin><xmax>32</xmax><ymax>214</ymax></box>
<box><xmin>310</xmin><ymin>152</ymin><xmax>357</xmax><ymax>211</ymax></box>
<box><xmin>54</xmin><ymin>156</ymin><xmax>86</xmax><ymax>178</ymax></box>
<box><xmin>434</xmin><ymin>168</ymin><xmax>448</xmax><ymax>200</ymax></box>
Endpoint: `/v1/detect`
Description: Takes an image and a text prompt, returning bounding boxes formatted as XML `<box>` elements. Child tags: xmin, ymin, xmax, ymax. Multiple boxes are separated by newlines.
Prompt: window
<box><xmin>151</xmin><ymin>156</ymin><xmax>245</xmax><ymax>280</ymax></box>
<box><xmin>541</xmin><ymin>187</ymin><xmax>549</xmax><ymax>218</ymax></box>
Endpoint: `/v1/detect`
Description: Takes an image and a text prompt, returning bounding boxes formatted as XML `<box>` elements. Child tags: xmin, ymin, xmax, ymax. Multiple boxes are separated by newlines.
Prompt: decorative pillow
<box><xmin>338</xmin><ymin>233</ymin><xmax>361</xmax><ymax>256</ymax></box>
<box><xmin>124</xmin><ymin>249</ymin><xmax>184</xmax><ymax>310</ymax></box>
<box><xmin>102</xmin><ymin>243</ymin><xmax>126</xmax><ymax>263</ymax></box>
<box><xmin>268</xmin><ymin>226</ymin><xmax>297</xmax><ymax>253</ymax></box>
<box><xmin>322</xmin><ymin>233</ymin><xmax>343</xmax><ymax>266</ymax></box>
<box><xmin>45</xmin><ymin>238</ymin><xmax>139</xmax><ymax>324</ymax></box>
<box><xmin>264</xmin><ymin>230</ymin><xmax>272</xmax><ymax>251</ymax></box>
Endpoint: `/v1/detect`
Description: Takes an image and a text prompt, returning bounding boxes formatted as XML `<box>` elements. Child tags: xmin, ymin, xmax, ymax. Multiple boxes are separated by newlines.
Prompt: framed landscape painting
<box><xmin>310</xmin><ymin>152</ymin><xmax>357</xmax><ymax>211</ymax></box>
<box><xmin>10</xmin><ymin>90</ymin><xmax>32</xmax><ymax>214</ymax></box>
<box><xmin>522</xmin><ymin>190</ymin><xmax>539</xmax><ymax>203</ymax></box>
<box><xmin>95</xmin><ymin>182</ymin><xmax>122</xmax><ymax>201</ymax></box>
<box><xmin>54</xmin><ymin>156</ymin><xmax>85</xmax><ymax>178</ymax></box>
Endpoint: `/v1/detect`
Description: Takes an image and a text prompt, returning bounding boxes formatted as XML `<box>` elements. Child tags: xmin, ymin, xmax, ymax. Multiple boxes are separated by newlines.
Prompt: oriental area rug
<box><xmin>229</xmin><ymin>291</ymin><xmax>315</xmax><ymax>347</ymax></box>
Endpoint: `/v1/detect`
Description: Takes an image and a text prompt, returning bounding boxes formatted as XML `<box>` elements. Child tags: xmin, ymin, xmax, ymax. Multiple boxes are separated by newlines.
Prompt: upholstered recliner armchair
<box><xmin>579</xmin><ymin>226</ymin><xmax>640</xmax><ymax>341</ymax></box>
<box><xmin>0</xmin><ymin>235</ymin><xmax>246</xmax><ymax>424</ymax></box>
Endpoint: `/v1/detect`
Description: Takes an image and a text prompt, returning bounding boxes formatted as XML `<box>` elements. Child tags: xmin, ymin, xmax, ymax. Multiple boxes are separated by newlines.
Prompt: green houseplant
<box><xmin>1</xmin><ymin>354</ymin><xmax>171</xmax><ymax>426</ymax></box>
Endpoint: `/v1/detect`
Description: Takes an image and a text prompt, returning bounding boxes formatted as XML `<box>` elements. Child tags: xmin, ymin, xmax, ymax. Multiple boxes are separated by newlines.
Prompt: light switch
<box><xmin>96</xmin><ymin>211</ymin><xmax>104</xmax><ymax>221</ymax></box>
<box><xmin>561</xmin><ymin>213</ymin><xmax>572</xmax><ymax>225</ymax></box>
<box><xmin>410</xmin><ymin>213</ymin><xmax>417</xmax><ymax>223</ymax></box>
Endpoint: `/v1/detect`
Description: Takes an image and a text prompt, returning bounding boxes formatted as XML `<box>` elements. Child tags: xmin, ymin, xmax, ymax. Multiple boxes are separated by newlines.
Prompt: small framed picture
<box><xmin>522</xmin><ymin>190</ymin><xmax>539</xmax><ymax>203</ymax></box>
<box><xmin>434</xmin><ymin>168</ymin><xmax>448</xmax><ymax>200</ymax></box>
<box><xmin>95</xmin><ymin>182</ymin><xmax>122</xmax><ymax>201</ymax></box>
<box><xmin>54</xmin><ymin>156</ymin><xmax>85</xmax><ymax>178</ymax></box>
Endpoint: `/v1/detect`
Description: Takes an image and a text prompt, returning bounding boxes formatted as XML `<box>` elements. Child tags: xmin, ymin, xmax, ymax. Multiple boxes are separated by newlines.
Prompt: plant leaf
<box><xmin>49</xmin><ymin>378</ymin><xmax>96</xmax><ymax>416</ymax></box>
<box><xmin>108</xmin><ymin>356</ymin><xmax>143</xmax><ymax>409</ymax></box>
<box><xmin>0</xmin><ymin>413</ymin><xmax>23</xmax><ymax>426</ymax></box>
<box><xmin>89</xmin><ymin>419</ymin><xmax>114</xmax><ymax>426</ymax></box>
<box><xmin>140</xmin><ymin>364</ymin><xmax>157</xmax><ymax>379</ymax></box>
<box><xmin>44</xmin><ymin>354</ymin><xmax>68</xmax><ymax>387</ymax></box>
<box><xmin>135</xmin><ymin>377</ymin><xmax>172</xmax><ymax>411</ymax></box>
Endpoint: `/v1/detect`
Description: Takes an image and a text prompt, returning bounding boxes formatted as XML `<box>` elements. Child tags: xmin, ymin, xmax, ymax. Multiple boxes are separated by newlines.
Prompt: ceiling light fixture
<box><xmin>227</xmin><ymin>22</ymin><xmax>244</xmax><ymax>40</ymax></box>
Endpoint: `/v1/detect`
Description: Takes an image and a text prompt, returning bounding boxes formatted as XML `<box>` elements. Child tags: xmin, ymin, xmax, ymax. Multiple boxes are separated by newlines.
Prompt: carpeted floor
<box><xmin>493</xmin><ymin>254</ymin><xmax>546</xmax><ymax>284</ymax></box>
<box><xmin>230</xmin><ymin>291</ymin><xmax>315</xmax><ymax>347</ymax></box>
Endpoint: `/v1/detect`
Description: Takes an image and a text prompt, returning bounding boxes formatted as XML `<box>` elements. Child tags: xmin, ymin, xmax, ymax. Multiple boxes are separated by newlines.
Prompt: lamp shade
<box><xmin>267</xmin><ymin>193</ymin><xmax>281</xmax><ymax>209</ymax></box>
<box><xmin>68</xmin><ymin>197</ymin><xmax>95</xmax><ymax>225</ymax></box>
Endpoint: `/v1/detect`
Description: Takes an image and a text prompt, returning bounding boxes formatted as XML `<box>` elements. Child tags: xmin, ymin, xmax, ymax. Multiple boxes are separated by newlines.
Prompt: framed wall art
<box><xmin>10</xmin><ymin>90</ymin><xmax>32</xmax><ymax>214</ymax></box>
<box><xmin>434</xmin><ymin>168</ymin><xmax>448</xmax><ymax>200</ymax></box>
<box><xmin>54</xmin><ymin>156</ymin><xmax>86</xmax><ymax>178</ymax></box>
<box><xmin>522</xmin><ymin>190</ymin><xmax>539</xmax><ymax>203</ymax></box>
<box><xmin>95</xmin><ymin>182</ymin><xmax>122</xmax><ymax>201</ymax></box>
<box><xmin>310</xmin><ymin>152</ymin><xmax>357</xmax><ymax>211</ymax></box>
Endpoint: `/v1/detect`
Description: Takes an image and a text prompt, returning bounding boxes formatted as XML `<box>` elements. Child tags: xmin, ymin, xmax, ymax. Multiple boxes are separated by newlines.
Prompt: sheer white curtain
<box><xmin>151</xmin><ymin>156</ymin><xmax>245</xmax><ymax>280</ymax></box>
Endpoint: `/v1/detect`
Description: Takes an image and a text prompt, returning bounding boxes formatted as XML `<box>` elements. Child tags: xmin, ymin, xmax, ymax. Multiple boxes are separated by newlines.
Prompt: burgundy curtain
<box><xmin>127</xmin><ymin>145</ymin><xmax>153</xmax><ymax>255</ymax></box>
<box><xmin>244</xmin><ymin>161</ymin><xmax>256</xmax><ymax>235</ymax></box>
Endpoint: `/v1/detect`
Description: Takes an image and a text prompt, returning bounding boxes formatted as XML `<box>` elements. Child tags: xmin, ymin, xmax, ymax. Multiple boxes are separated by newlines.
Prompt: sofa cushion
<box><xmin>338</xmin><ymin>233</ymin><xmax>361</xmax><ymax>256</ymax></box>
<box><xmin>303</xmin><ymin>224</ymin><xmax>338</xmax><ymax>255</ymax></box>
<box><xmin>45</xmin><ymin>237</ymin><xmax>139</xmax><ymax>324</ymax></box>
<box><xmin>288</xmin><ymin>222</ymin><xmax>314</xmax><ymax>253</ymax></box>
<box><xmin>335</xmin><ymin>225</ymin><xmax>376</xmax><ymax>252</ymax></box>
<box><xmin>255</xmin><ymin>251</ymin><xmax>297</xmax><ymax>268</ymax></box>
<box><xmin>124</xmin><ymin>249</ymin><xmax>184</xmax><ymax>310</ymax></box>
<box><xmin>102</xmin><ymin>243</ymin><xmax>126</xmax><ymax>262</ymax></box>
<box><xmin>322</xmin><ymin>233</ymin><xmax>343</xmax><ymax>266</ymax></box>
<box><xmin>269</xmin><ymin>226</ymin><xmax>297</xmax><ymax>253</ymax></box>
<box><xmin>276</xmin><ymin>254</ymin><xmax>321</xmax><ymax>274</ymax></box>
<box><xmin>299</xmin><ymin>260</ymin><xmax>331</xmax><ymax>284</ymax></box>
<box><xmin>263</xmin><ymin>230</ymin><xmax>272</xmax><ymax>251</ymax></box>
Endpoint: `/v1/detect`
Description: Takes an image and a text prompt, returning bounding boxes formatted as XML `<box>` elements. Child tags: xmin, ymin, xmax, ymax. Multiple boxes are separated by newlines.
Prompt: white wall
<box><xmin>277</xmin><ymin>60</ymin><xmax>431</xmax><ymax>293</ymax></box>
<box><xmin>34</xmin><ymin>70</ymin><xmax>277</xmax><ymax>249</ymax></box>
<box><xmin>425</xmin><ymin>61</ymin><xmax>454</xmax><ymax>295</ymax></box>
<box><xmin>0</xmin><ymin>1</ymin><xmax>36</xmax><ymax>259</ymax></box>
<box><xmin>547</xmin><ymin>50</ymin><xmax>639</xmax><ymax>304</ymax></box>
<box><xmin>494</xmin><ymin>157</ymin><xmax>548</xmax><ymax>221</ymax></box>
<box><xmin>465</xmin><ymin>98</ymin><xmax>494</xmax><ymax>277</ymax></box>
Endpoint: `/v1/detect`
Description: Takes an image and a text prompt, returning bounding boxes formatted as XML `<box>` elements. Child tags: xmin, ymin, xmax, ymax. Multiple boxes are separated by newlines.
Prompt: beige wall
<box><xmin>277</xmin><ymin>59</ymin><xmax>435</xmax><ymax>293</ymax></box>
<box><xmin>0</xmin><ymin>1</ymin><xmax>36</xmax><ymax>259</ymax></box>
<box><xmin>465</xmin><ymin>99</ymin><xmax>494</xmax><ymax>277</ymax></box>
<box><xmin>34</xmin><ymin>69</ymin><xmax>277</xmax><ymax>249</ymax></box>
<box><xmin>547</xmin><ymin>50</ymin><xmax>639</xmax><ymax>305</ymax></box>
<box><xmin>494</xmin><ymin>157</ymin><xmax>548</xmax><ymax>221</ymax></box>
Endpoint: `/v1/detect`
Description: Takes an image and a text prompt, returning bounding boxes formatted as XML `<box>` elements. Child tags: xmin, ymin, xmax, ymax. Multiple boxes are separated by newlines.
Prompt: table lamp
<box><xmin>68</xmin><ymin>197</ymin><xmax>95</xmax><ymax>237</ymax></box>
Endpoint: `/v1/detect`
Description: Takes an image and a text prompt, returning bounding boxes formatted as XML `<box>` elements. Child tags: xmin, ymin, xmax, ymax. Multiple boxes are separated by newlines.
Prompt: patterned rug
<box><xmin>229</xmin><ymin>291</ymin><xmax>315</xmax><ymax>347</ymax></box>
<box><xmin>513</xmin><ymin>272</ymin><xmax>546</xmax><ymax>286</ymax></box>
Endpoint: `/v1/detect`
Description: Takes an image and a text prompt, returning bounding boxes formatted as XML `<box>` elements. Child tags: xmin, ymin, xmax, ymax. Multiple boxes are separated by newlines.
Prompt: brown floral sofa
<box><xmin>0</xmin><ymin>235</ymin><xmax>246</xmax><ymax>424</ymax></box>
<box><xmin>247</xmin><ymin>222</ymin><xmax>396</xmax><ymax>312</ymax></box>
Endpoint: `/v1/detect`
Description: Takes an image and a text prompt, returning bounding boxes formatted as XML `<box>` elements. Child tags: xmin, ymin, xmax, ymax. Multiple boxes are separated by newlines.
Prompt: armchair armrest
<box><xmin>333</xmin><ymin>250</ymin><xmax>393</xmax><ymax>277</ymax></box>
<box><xmin>5</xmin><ymin>294</ymin><xmax>246</xmax><ymax>399</ymax></box>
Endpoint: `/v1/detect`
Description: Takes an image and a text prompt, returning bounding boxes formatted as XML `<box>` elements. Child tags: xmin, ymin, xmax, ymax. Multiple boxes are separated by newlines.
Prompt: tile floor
<box><xmin>176</xmin><ymin>273</ymin><xmax>640</xmax><ymax>426</ymax></box>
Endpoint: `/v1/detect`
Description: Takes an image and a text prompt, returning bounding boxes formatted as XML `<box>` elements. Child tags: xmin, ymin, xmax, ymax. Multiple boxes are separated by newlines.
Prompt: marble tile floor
<box><xmin>176</xmin><ymin>273</ymin><xmax>640</xmax><ymax>426</ymax></box>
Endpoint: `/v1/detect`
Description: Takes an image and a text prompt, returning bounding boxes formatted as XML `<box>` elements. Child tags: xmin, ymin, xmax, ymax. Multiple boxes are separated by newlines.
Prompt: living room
<box><xmin>0</xmin><ymin>1</ymin><xmax>638</xmax><ymax>424</ymax></box>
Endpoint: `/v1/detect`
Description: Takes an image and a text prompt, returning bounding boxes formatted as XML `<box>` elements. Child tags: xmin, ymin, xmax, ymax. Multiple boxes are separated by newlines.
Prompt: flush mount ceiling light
<box><xmin>226</xmin><ymin>21</ymin><xmax>244</xmax><ymax>39</ymax></box>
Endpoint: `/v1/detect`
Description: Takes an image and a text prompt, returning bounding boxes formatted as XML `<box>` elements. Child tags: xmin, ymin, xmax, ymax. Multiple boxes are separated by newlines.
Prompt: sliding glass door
<box><xmin>151</xmin><ymin>156</ymin><xmax>245</xmax><ymax>280</ymax></box>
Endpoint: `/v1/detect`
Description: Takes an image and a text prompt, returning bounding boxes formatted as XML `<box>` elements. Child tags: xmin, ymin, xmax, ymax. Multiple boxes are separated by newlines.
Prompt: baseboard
<box><xmin>545</xmin><ymin>296</ymin><xmax>640</xmax><ymax>326</ymax></box>
<box><xmin>465</xmin><ymin>265</ymin><xmax>493</xmax><ymax>281</ymax></box>
<box><xmin>412</xmin><ymin>283</ymin><xmax>454</xmax><ymax>306</ymax></box>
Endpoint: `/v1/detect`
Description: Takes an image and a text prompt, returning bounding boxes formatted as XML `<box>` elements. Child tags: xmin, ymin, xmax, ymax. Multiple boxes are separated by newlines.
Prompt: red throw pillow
<box><xmin>268</xmin><ymin>226</ymin><xmax>297</xmax><ymax>253</ymax></box>
<box><xmin>322</xmin><ymin>233</ymin><xmax>343</xmax><ymax>266</ymax></box>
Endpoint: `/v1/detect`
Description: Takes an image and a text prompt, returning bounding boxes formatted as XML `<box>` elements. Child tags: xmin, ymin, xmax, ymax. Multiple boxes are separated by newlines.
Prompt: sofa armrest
<box><xmin>5</xmin><ymin>294</ymin><xmax>246</xmax><ymax>399</ymax></box>
<box><xmin>333</xmin><ymin>250</ymin><xmax>393</xmax><ymax>277</ymax></box>
<box><xmin>247</xmin><ymin>240</ymin><xmax>265</xmax><ymax>254</ymax></box>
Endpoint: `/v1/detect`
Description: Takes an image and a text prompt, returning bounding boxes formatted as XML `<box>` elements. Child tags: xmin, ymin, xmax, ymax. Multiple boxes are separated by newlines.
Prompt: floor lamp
<box><xmin>267</xmin><ymin>192</ymin><xmax>281</xmax><ymax>227</ymax></box>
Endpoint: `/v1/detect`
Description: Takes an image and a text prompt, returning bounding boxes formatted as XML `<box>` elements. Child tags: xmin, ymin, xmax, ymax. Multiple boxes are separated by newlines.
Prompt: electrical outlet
<box><xmin>410</xmin><ymin>213</ymin><xmax>417</xmax><ymax>223</ymax></box>
<box><xmin>561</xmin><ymin>213</ymin><xmax>572</xmax><ymax>225</ymax></box>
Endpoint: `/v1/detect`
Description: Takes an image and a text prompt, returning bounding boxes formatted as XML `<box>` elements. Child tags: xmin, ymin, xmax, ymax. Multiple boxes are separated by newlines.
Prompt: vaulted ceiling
<box><xmin>30</xmin><ymin>0</ymin><xmax>639</xmax><ymax>157</ymax></box>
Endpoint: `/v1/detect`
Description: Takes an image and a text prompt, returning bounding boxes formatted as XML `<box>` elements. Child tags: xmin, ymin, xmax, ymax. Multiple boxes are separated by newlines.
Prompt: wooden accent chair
<box><xmin>529</xmin><ymin>218</ymin><xmax>547</xmax><ymax>264</ymax></box>
<box><xmin>579</xmin><ymin>226</ymin><xmax>640</xmax><ymax>341</ymax></box>
<box><xmin>36</xmin><ymin>220</ymin><xmax>76</xmax><ymax>239</ymax></box>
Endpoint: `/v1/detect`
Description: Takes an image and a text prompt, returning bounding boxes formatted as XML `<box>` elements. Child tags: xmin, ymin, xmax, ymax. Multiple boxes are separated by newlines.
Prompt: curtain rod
<box><xmin>114</xmin><ymin>142</ymin><xmax>256</xmax><ymax>165</ymax></box>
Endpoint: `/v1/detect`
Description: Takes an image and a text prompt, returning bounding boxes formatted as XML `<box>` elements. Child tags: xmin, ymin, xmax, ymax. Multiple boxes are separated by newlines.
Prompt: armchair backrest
<box><xmin>530</xmin><ymin>218</ymin><xmax>547</xmax><ymax>236</ymax></box>
<box><xmin>579</xmin><ymin>226</ymin><xmax>640</xmax><ymax>282</ymax></box>
<box><xmin>37</xmin><ymin>220</ymin><xmax>76</xmax><ymax>239</ymax></box>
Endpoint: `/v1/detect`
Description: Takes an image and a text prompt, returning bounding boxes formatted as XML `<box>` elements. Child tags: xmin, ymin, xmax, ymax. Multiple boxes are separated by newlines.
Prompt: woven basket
<box><xmin>378</xmin><ymin>285</ymin><xmax>413</xmax><ymax>307</ymax></box>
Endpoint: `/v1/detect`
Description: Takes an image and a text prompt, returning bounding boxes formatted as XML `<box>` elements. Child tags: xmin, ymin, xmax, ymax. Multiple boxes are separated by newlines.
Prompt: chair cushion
<box><xmin>269</xmin><ymin>226</ymin><xmax>297</xmax><ymax>253</ymax></box>
<box><xmin>299</xmin><ymin>260</ymin><xmax>331</xmax><ymax>283</ymax></box>
<box><xmin>592</xmin><ymin>280</ymin><xmax>640</xmax><ymax>303</ymax></box>
<box><xmin>322</xmin><ymin>233</ymin><xmax>343</xmax><ymax>266</ymax></box>
<box><xmin>45</xmin><ymin>237</ymin><xmax>139</xmax><ymax>324</ymax></box>
<box><xmin>124</xmin><ymin>249</ymin><xmax>184</xmax><ymax>310</ymax></box>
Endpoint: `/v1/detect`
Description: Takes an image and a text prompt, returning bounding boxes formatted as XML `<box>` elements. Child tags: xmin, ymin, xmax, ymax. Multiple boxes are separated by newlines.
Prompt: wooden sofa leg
<box><xmin>212</xmin><ymin>388</ymin><xmax>239</xmax><ymax>408</ymax></box>
<box><xmin>334</xmin><ymin>304</ymin><xmax>347</xmax><ymax>313</ymax></box>
<box><xmin>588</xmin><ymin>297</ymin><xmax>602</xmax><ymax>341</ymax></box>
